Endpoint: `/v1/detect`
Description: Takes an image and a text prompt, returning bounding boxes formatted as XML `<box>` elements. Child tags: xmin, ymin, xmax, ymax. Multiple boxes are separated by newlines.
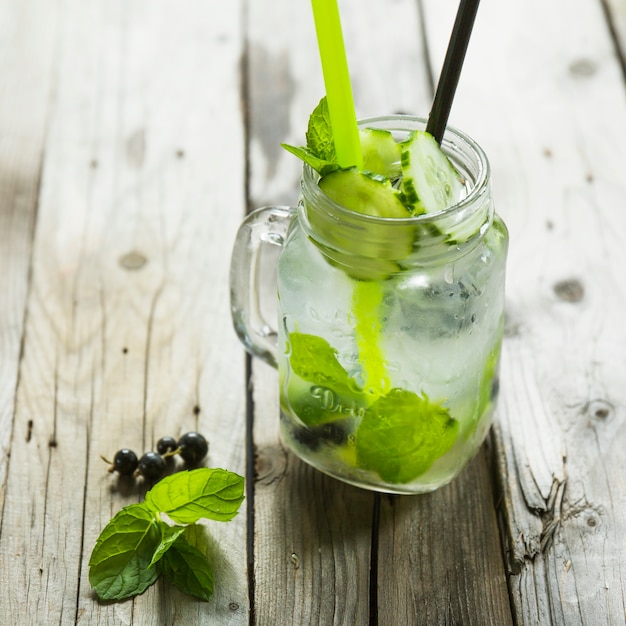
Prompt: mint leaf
<box><xmin>148</xmin><ymin>522</ymin><xmax>187</xmax><ymax>568</ymax></box>
<box><xmin>88</xmin><ymin>503</ymin><xmax>161</xmax><ymax>601</ymax></box>
<box><xmin>281</xmin><ymin>144</ymin><xmax>340</xmax><ymax>177</ymax></box>
<box><xmin>282</xmin><ymin>97</ymin><xmax>340</xmax><ymax>175</ymax></box>
<box><xmin>288</xmin><ymin>332</ymin><xmax>354</xmax><ymax>390</ymax></box>
<box><xmin>286</xmin><ymin>381</ymin><xmax>342</xmax><ymax>427</ymax></box>
<box><xmin>356</xmin><ymin>389</ymin><xmax>459</xmax><ymax>483</ymax></box>
<box><xmin>144</xmin><ymin>468</ymin><xmax>245</xmax><ymax>524</ymax></box>
<box><xmin>89</xmin><ymin>467</ymin><xmax>244</xmax><ymax>604</ymax></box>
<box><xmin>286</xmin><ymin>332</ymin><xmax>367</xmax><ymax>427</ymax></box>
<box><xmin>161</xmin><ymin>535</ymin><xmax>214</xmax><ymax>602</ymax></box>
<box><xmin>181</xmin><ymin>522</ymin><xmax>212</xmax><ymax>555</ymax></box>
<box><xmin>305</xmin><ymin>97</ymin><xmax>336</xmax><ymax>162</ymax></box>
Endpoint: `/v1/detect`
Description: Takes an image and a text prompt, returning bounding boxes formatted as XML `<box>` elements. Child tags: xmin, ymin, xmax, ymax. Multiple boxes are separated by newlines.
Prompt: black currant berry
<box><xmin>156</xmin><ymin>436</ymin><xmax>178</xmax><ymax>455</ymax></box>
<box><xmin>112</xmin><ymin>449</ymin><xmax>138</xmax><ymax>476</ymax></box>
<box><xmin>177</xmin><ymin>432</ymin><xmax>208</xmax><ymax>466</ymax></box>
<box><xmin>138</xmin><ymin>451</ymin><xmax>166</xmax><ymax>482</ymax></box>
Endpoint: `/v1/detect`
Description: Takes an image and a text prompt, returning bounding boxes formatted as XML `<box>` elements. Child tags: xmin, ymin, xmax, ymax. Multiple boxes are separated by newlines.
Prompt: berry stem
<box><xmin>162</xmin><ymin>447</ymin><xmax>182</xmax><ymax>459</ymax></box>
<box><xmin>99</xmin><ymin>454</ymin><xmax>115</xmax><ymax>472</ymax></box>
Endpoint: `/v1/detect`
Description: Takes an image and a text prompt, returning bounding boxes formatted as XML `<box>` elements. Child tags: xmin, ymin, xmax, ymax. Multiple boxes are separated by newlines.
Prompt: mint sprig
<box><xmin>89</xmin><ymin>468</ymin><xmax>244</xmax><ymax>602</ymax></box>
<box><xmin>282</xmin><ymin>97</ymin><xmax>341</xmax><ymax>176</ymax></box>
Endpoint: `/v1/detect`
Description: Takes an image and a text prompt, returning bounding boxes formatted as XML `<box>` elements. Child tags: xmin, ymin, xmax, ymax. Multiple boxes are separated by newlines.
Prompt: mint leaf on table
<box><xmin>89</xmin><ymin>468</ymin><xmax>244</xmax><ymax>603</ymax></box>
<box><xmin>88</xmin><ymin>503</ymin><xmax>162</xmax><ymax>601</ymax></box>
<box><xmin>356</xmin><ymin>389</ymin><xmax>459</xmax><ymax>483</ymax></box>
<box><xmin>161</xmin><ymin>535</ymin><xmax>215</xmax><ymax>602</ymax></box>
<box><xmin>144</xmin><ymin>468</ymin><xmax>245</xmax><ymax>524</ymax></box>
<box><xmin>148</xmin><ymin>523</ymin><xmax>187</xmax><ymax>568</ymax></box>
<box><xmin>282</xmin><ymin>97</ymin><xmax>340</xmax><ymax>176</ymax></box>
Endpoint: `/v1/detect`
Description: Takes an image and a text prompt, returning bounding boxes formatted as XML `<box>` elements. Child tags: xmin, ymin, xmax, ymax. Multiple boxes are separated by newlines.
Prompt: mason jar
<box><xmin>230</xmin><ymin>116</ymin><xmax>508</xmax><ymax>494</ymax></box>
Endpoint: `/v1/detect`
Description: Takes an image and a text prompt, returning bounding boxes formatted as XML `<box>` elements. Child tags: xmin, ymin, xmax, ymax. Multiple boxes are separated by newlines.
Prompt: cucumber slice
<box><xmin>359</xmin><ymin>128</ymin><xmax>402</xmax><ymax>179</ymax></box>
<box><xmin>310</xmin><ymin>169</ymin><xmax>413</xmax><ymax>280</ymax></box>
<box><xmin>319</xmin><ymin>169</ymin><xmax>409</xmax><ymax>219</ymax></box>
<box><xmin>399</xmin><ymin>130</ymin><xmax>464</xmax><ymax>215</ymax></box>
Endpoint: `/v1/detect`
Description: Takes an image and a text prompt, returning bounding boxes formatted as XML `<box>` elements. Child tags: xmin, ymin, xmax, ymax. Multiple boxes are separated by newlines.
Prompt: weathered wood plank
<box><xmin>0</xmin><ymin>0</ymin><xmax>58</xmax><ymax>522</ymax></box>
<box><xmin>422</xmin><ymin>0</ymin><xmax>626</xmax><ymax>623</ymax></box>
<box><xmin>378</xmin><ymin>448</ymin><xmax>513</xmax><ymax>626</ymax></box>
<box><xmin>604</xmin><ymin>0</ymin><xmax>626</xmax><ymax>66</ymax></box>
<box><xmin>0</xmin><ymin>1</ymin><xmax>248</xmax><ymax>624</ymax></box>
<box><xmin>247</xmin><ymin>0</ymin><xmax>512</xmax><ymax>623</ymax></box>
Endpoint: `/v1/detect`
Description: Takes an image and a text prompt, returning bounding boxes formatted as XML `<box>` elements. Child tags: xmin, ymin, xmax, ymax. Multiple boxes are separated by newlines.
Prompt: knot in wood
<box><xmin>119</xmin><ymin>251</ymin><xmax>148</xmax><ymax>271</ymax></box>
<box><xmin>553</xmin><ymin>278</ymin><xmax>584</xmax><ymax>303</ymax></box>
<box><xmin>569</xmin><ymin>58</ymin><xmax>597</xmax><ymax>77</ymax></box>
<box><xmin>584</xmin><ymin>399</ymin><xmax>613</xmax><ymax>421</ymax></box>
<box><xmin>254</xmin><ymin>444</ymin><xmax>287</xmax><ymax>485</ymax></box>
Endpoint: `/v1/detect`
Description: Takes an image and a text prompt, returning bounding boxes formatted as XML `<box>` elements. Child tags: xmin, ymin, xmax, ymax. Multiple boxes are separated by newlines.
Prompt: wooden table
<box><xmin>1</xmin><ymin>0</ymin><xmax>625</xmax><ymax>623</ymax></box>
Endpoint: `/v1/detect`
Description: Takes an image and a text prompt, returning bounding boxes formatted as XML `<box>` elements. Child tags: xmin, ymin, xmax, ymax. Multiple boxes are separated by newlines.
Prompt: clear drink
<box><xmin>231</xmin><ymin>116</ymin><xmax>508</xmax><ymax>494</ymax></box>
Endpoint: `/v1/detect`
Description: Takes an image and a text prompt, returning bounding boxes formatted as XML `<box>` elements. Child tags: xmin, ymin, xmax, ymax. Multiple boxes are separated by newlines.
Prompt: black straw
<box><xmin>426</xmin><ymin>0</ymin><xmax>480</xmax><ymax>144</ymax></box>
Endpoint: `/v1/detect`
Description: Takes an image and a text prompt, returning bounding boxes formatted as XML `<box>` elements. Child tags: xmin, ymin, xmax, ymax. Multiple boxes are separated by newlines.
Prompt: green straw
<box><xmin>311</xmin><ymin>0</ymin><xmax>362</xmax><ymax>169</ymax></box>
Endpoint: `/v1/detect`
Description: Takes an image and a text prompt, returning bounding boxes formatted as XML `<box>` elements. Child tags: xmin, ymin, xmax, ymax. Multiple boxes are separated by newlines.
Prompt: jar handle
<box><xmin>229</xmin><ymin>206</ymin><xmax>293</xmax><ymax>368</ymax></box>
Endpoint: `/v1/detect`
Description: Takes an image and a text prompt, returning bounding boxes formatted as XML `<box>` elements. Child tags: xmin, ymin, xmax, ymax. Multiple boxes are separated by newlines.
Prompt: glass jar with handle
<box><xmin>230</xmin><ymin>116</ymin><xmax>508</xmax><ymax>494</ymax></box>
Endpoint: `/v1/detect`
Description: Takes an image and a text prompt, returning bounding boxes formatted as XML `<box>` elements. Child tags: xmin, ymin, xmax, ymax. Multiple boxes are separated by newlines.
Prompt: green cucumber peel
<box><xmin>399</xmin><ymin>130</ymin><xmax>464</xmax><ymax>215</ymax></box>
<box><xmin>89</xmin><ymin>468</ymin><xmax>244</xmax><ymax>602</ymax></box>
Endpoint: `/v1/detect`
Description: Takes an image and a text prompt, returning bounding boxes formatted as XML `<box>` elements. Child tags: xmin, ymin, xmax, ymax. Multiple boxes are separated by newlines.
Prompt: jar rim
<box><xmin>301</xmin><ymin>115</ymin><xmax>490</xmax><ymax>227</ymax></box>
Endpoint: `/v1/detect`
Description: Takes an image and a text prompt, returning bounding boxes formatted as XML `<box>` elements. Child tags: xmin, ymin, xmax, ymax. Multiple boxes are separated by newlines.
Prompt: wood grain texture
<box><xmin>422</xmin><ymin>0</ymin><xmax>626</xmax><ymax>623</ymax></box>
<box><xmin>0</xmin><ymin>0</ymin><xmax>58</xmax><ymax>526</ymax></box>
<box><xmin>0</xmin><ymin>1</ymin><xmax>248</xmax><ymax>624</ymax></box>
<box><xmin>378</xmin><ymin>448</ymin><xmax>513</xmax><ymax>626</ymax></box>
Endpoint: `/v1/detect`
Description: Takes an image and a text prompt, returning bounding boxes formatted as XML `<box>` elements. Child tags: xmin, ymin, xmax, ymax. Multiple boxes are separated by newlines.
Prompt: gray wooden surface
<box><xmin>0</xmin><ymin>0</ymin><xmax>624</xmax><ymax>624</ymax></box>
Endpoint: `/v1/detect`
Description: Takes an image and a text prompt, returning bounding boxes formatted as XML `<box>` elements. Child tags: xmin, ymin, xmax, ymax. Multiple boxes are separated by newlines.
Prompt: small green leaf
<box><xmin>282</xmin><ymin>97</ymin><xmax>341</xmax><ymax>175</ymax></box>
<box><xmin>162</xmin><ymin>535</ymin><xmax>214</xmax><ymax>602</ymax></box>
<box><xmin>288</xmin><ymin>333</ymin><xmax>353</xmax><ymax>390</ymax></box>
<box><xmin>148</xmin><ymin>522</ymin><xmax>187</xmax><ymax>568</ymax></box>
<box><xmin>144</xmin><ymin>468</ymin><xmax>245</xmax><ymax>524</ymax></box>
<box><xmin>305</xmin><ymin>96</ymin><xmax>336</xmax><ymax>162</ymax></box>
<box><xmin>356</xmin><ymin>389</ymin><xmax>459</xmax><ymax>483</ymax></box>
<box><xmin>286</xmin><ymin>333</ymin><xmax>368</xmax><ymax>427</ymax></box>
<box><xmin>88</xmin><ymin>503</ymin><xmax>161</xmax><ymax>601</ymax></box>
<box><xmin>280</xmin><ymin>144</ymin><xmax>340</xmax><ymax>176</ymax></box>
